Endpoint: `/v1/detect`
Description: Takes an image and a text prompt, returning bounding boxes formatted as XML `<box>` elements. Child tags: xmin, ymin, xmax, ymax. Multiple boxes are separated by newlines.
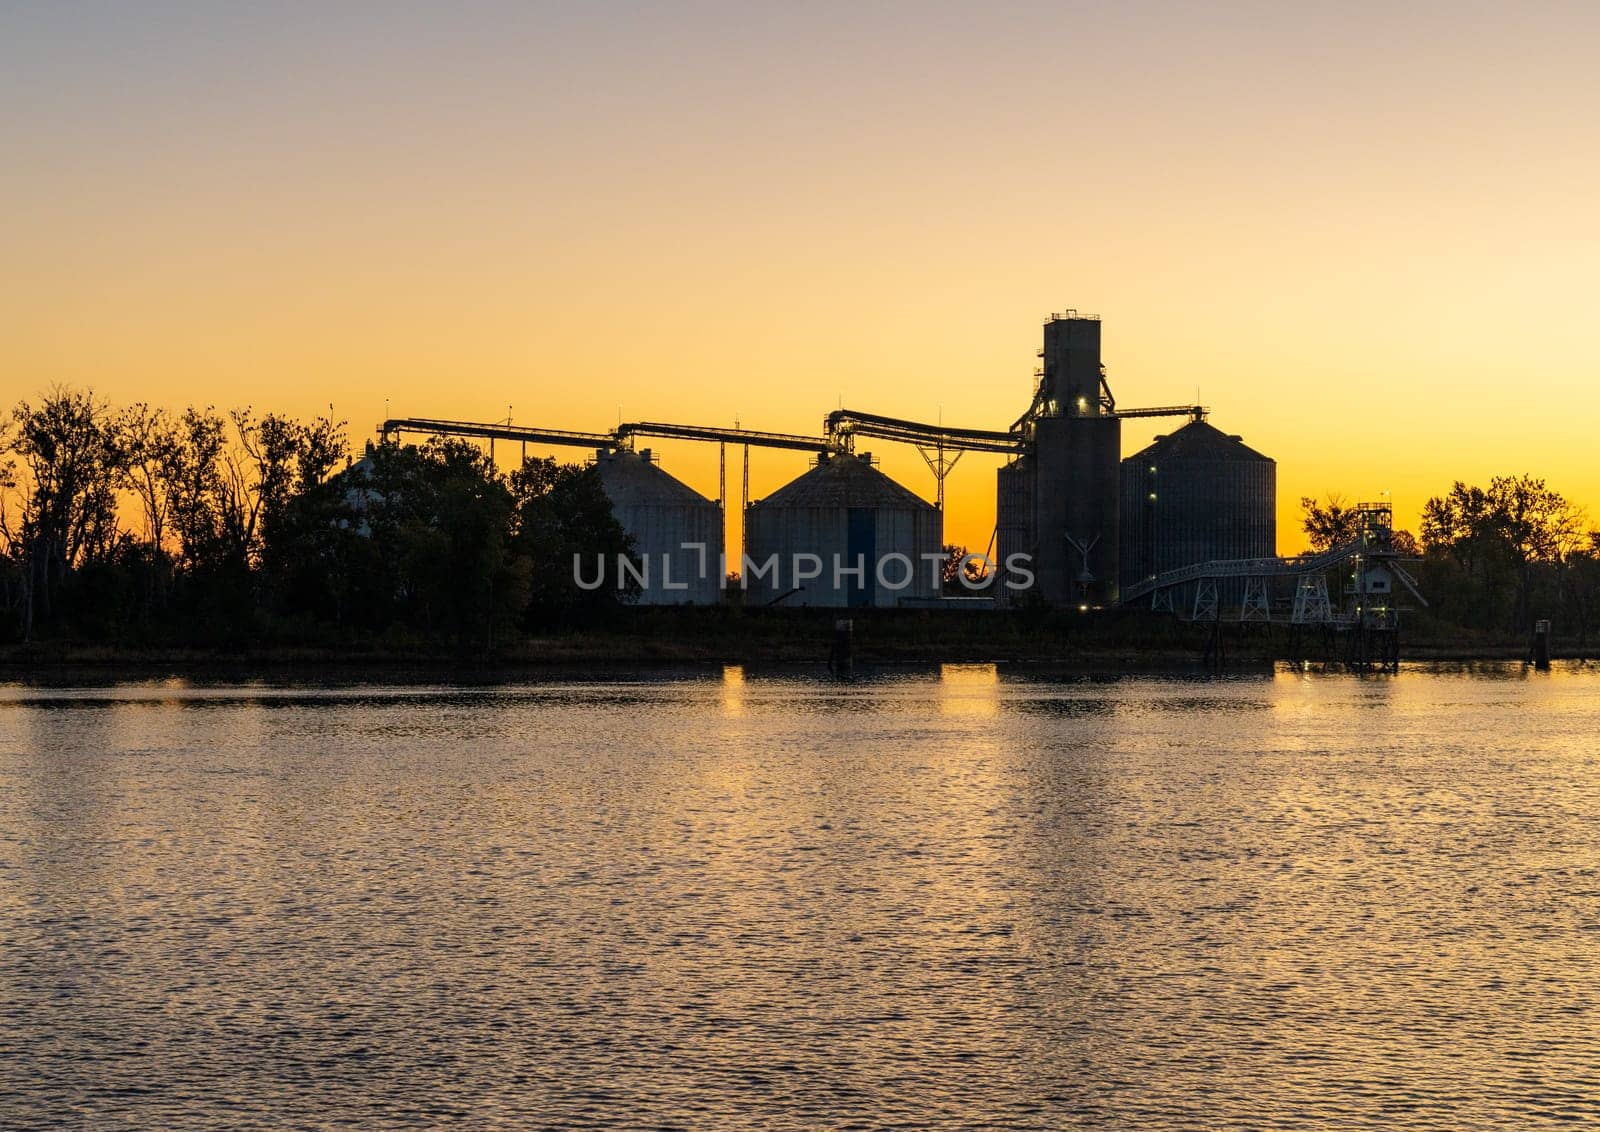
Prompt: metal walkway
<box><xmin>1119</xmin><ymin>523</ymin><xmax>1427</xmax><ymax>622</ymax></box>
<box><xmin>1119</xmin><ymin>538</ymin><xmax>1370</xmax><ymax>606</ymax></box>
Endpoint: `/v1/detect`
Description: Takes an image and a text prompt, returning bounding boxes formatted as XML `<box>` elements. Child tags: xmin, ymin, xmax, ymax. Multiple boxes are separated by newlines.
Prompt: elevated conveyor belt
<box><xmin>1114</xmin><ymin>404</ymin><xmax>1209</xmax><ymax>421</ymax></box>
<box><xmin>1119</xmin><ymin>535</ymin><xmax>1428</xmax><ymax>607</ymax></box>
<box><xmin>385</xmin><ymin>403</ymin><xmax>1220</xmax><ymax>463</ymax></box>
<box><xmin>826</xmin><ymin>409</ymin><xmax>1022</xmax><ymax>454</ymax></box>
<box><xmin>830</xmin><ymin>405</ymin><xmax>1210</xmax><ymax>454</ymax></box>
<box><xmin>380</xmin><ymin>418</ymin><xmax>617</xmax><ymax>449</ymax></box>
<box><xmin>616</xmin><ymin>421</ymin><xmax>831</xmax><ymax>453</ymax></box>
<box><xmin>380</xmin><ymin>417</ymin><xmax>834</xmax><ymax>454</ymax></box>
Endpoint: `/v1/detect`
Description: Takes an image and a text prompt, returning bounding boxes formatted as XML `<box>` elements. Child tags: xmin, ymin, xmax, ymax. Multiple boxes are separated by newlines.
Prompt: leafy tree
<box><xmin>939</xmin><ymin>543</ymin><xmax>989</xmax><ymax>593</ymax></box>
<box><xmin>162</xmin><ymin>406</ymin><xmax>231</xmax><ymax>573</ymax></box>
<box><xmin>350</xmin><ymin>439</ymin><xmax>527</xmax><ymax>646</ymax></box>
<box><xmin>1421</xmin><ymin>475</ymin><xmax>1586</xmax><ymax>631</ymax></box>
<box><xmin>1</xmin><ymin>390</ymin><xmax>643</xmax><ymax>647</ymax></box>
<box><xmin>0</xmin><ymin>440</ymin><xmax>21</xmax><ymax>637</ymax></box>
<box><xmin>254</xmin><ymin>418</ymin><xmax>352</xmax><ymax>627</ymax></box>
<box><xmin>240</xmin><ymin>411</ymin><xmax>304</xmax><ymax>551</ymax></box>
<box><xmin>233</xmin><ymin>411</ymin><xmax>346</xmax><ymax>546</ymax></box>
<box><xmin>1558</xmin><ymin>534</ymin><xmax>1600</xmax><ymax>647</ymax></box>
<box><xmin>508</xmin><ymin>456</ymin><xmax>636</xmax><ymax>621</ymax></box>
<box><xmin>297</xmin><ymin>415</ymin><xmax>348</xmax><ymax>491</ymax></box>
<box><xmin>1300</xmin><ymin>493</ymin><xmax>1362</xmax><ymax>552</ymax></box>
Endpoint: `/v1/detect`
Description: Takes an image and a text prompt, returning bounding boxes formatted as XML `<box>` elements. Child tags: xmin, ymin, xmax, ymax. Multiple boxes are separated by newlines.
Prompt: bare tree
<box><xmin>3</xmin><ymin>388</ymin><xmax>128</xmax><ymax>635</ymax></box>
<box><xmin>120</xmin><ymin>402</ymin><xmax>177</xmax><ymax>554</ymax></box>
<box><xmin>162</xmin><ymin>406</ymin><xmax>230</xmax><ymax>572</ymax></box>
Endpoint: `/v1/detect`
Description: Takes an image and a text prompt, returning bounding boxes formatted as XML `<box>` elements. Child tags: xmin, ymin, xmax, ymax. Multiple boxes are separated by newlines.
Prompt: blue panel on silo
<box><xmin>846</xmin><ymin>507</ymin><xmax>875</xmax><ymax>607</ymax></box>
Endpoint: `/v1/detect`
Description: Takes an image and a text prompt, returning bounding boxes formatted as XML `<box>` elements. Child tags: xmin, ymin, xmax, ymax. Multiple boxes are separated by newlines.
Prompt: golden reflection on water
<box><xmin>5</xmin><ymin>663</ymin><xmax>1600</xmax><ymax>1129</ymax></box>
<box><xmin>720</xmin><ymin>664</ymin><xmax>745</xmax><ymax>717</ymax></box>
<box><xmin>937</xmin><ymin>663</ymin><xmax>999</xmax><ymax>718</ymax></box>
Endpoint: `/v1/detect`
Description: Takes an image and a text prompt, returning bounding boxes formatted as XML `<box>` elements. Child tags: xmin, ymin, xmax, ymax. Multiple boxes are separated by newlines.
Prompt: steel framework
<box><xmin>381</xmin><ymin>417</ymin><xmax>616</xmax><ymax>450</ymax></box>
<box><xmin>1121</xmin><ymin>504</ymin><xmax>1427</xmax><ymax>629</ymax></box>
<box><xmin>616</xmin><ymin>420</ymin><xmax>830</xmax><ymax>454</ymax></box>
<box><xmin>384</xmin><ymin>389</ymin><xmax>1214</xmax><ymax>510</ymax></box>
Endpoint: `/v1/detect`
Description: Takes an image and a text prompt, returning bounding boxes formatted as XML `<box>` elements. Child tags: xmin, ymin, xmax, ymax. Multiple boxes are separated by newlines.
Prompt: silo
<box><xmin>1014</xmin><ymin>314</ymin><xmax>1120</xmax><ymax>606</ymax></box>
<box><xmin>1031</xmin><ymin>416</ymin><xmax>1121</xmax><ymax>606</ymax></box>
<box><xmin>1119</xmin><ymin>420</ymin><xmax>1275</xmax><ymax>596</ymax></box>
<box><xmin>743</xmin><ymin>451</ymin><xmax>942</xmax><ymax>607</ymax></box>
<box><xmin>995</xmin><ymin>455</ymin><xmax>1036</xmax><ymax>603</ymax></box>
<box><xmin>595</xmin><ymin>448</ymin><xmax>724</xmax><ymax>605</ymax></box>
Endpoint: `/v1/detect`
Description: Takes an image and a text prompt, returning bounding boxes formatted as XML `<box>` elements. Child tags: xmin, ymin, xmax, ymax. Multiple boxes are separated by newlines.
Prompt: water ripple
<box><xmin>1</xmin><ymin>663</ymin><xmax>1597</xmax><ymax>1128</ymax></box>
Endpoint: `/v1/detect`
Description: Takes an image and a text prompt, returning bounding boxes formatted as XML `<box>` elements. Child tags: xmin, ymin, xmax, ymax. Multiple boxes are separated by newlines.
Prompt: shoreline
<box><xmin>1</xmin><ymin>638</ymin><xmax>1590</xmax><ymax>674</ymax></box>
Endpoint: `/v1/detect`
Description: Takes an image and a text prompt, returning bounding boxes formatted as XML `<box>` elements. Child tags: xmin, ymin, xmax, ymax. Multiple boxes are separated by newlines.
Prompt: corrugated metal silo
<box><xmin>743</xmin><ymin>451</ymin><xmax>941</xmax><ymax>607</ymax></box>
<box><xmin>1119</xmin><ymin>420</ymin><xmax>1276</xmax><ymax>595</ymax></box>
<box><xmin>995</xmin><ymin>456</ymin><xmax>1036</xmax><ymax>602</ymax></box>
<box><xmin>595</xmin><ymin>448</ymin><xmax>724</xmax><ymax>605</ymax></box>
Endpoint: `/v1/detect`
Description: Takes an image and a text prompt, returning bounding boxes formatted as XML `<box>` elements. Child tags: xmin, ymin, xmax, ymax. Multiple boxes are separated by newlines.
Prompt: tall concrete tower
<box><xmin>1039</xmin><ymin>315</ymin><xmax>1108</xmax><ymax>419</ymax></box>
<box><xmin>996</xmin><ymin>313</ymin><xmax>1121</xmax><ymax>606</ymax></box>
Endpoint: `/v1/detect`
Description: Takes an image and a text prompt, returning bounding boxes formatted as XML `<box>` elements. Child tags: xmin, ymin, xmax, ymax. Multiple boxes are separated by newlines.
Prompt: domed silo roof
<box><xmin>1119</xmin><ymin>420</ymin><xmax>1276</xmax><ymax>594</ymax></box>
<box><xmin>595</xmin><ymin>447</ymin><xmax>715</xmax><ymax>507</ymax></box>
<box><xmin>754</xmin><ymin>450</ymin><xmax>935</xmax><ymax>510</ymax></box>
<box><xmin>1131</xmin><ymin>419</ymin><xmax>1272</xmax><ymax>463</ymax></box>
<box><xmin>744</xmin><ymin>451</ymin><xmax>941</xmax><ymax>608</ymax></box>
<box><xmin>595</xmin><ymin>448</ymin><xmax>724</xmax><ymax>605</ymax></box>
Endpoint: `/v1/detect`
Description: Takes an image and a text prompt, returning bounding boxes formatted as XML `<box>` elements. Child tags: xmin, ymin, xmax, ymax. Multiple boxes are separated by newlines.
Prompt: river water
<box><xmin>1</xmin><ymin>663</ymin><xmax>1597</xmax><ymax>1130</ymax></box>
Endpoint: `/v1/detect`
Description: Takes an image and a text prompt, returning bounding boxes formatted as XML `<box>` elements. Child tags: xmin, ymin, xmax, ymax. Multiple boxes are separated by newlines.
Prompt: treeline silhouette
<box><xmin>1301</xmin><ymin>481</ymin><xmax>1600</xmax><ymax>644</ymax></box>
<box><xmin>6</xmin><ymin>387</ymin><xmax>1600</xmax><ymax>651</ymax></box>
<box><xmin>1</xmin><ymin>388</ymin><xmax>634</xmax><ymax>648</ymax></box>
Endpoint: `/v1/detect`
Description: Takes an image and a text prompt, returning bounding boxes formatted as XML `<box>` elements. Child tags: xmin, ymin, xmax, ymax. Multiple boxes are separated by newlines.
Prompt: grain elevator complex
<box><xmin>380</xmin><ymin>311</ymin><xmax>1284</xmax><ymax>612</ymax></box>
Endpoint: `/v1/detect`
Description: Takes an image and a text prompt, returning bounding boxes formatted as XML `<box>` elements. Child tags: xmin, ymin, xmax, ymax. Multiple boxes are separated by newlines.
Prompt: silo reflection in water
<box><xmin>721</xmin><ymin>663</ymin><xmax>745</xmax><ymax>717</ymax></box>
<box><xmin>938</xmin><ymin>663</ymin><xmax>1000</xmax><ymax>718</ymax></box>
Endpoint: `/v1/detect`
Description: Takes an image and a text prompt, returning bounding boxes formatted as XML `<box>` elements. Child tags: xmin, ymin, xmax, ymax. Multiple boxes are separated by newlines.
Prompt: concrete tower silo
<box><xmin>997</xmin><ymin>314</ymin><xmax>1121</xmax><ymax>606</ymax></box>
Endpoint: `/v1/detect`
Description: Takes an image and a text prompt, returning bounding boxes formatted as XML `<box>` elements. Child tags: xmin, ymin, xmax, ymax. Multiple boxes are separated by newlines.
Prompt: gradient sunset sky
<box><xmin>5</xmin><ymin>1</ymin><xmax>1597</xmax><ymax>553</ymax></box>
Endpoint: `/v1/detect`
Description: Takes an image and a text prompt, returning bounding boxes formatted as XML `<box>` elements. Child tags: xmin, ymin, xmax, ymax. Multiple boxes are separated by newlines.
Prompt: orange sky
<box><xmin>5</xmin><ymin>2</ymin><xmax>1597</xmax><ymax>555</ymax></box>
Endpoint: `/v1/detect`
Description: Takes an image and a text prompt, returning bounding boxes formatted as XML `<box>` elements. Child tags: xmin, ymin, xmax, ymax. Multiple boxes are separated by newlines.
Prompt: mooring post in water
<box><xmin>1200</xmin><ymin>616</ymin><xmax>1225</xmax><ymax>670</ymax></box>
<box><xmin>1530</xmin><ymin>618</ymin><xmax>1552</xmax><ymax>670</ymax></box>
<box><xmin>830</xmin><ymin>618</ymin><xmax>854</xmax><ymax>677</ymax></box>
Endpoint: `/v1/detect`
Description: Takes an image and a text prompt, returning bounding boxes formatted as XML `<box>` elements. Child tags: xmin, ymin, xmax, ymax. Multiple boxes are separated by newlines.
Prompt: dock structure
<box><xmin>1121</xmin><ymin>502</ymin><xmax>1425</xmax><ymax>672</ymax></box>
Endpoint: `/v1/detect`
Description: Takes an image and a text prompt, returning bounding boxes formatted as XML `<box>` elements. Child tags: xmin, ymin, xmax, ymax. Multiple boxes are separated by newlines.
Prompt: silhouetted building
<box><xmin>1119</xmin><ymin>420</ymin><xmax>1275</xmax><ymax>594</ymax></box>
<box><xmin>744</xmin><ymin>451</ymin><xmax>941</xmax><ymax>607</ymax></box>
<box><xmin>595</xmin><ymin>448</ymin><xmax>724</xmax><ymax>605</ymax></box>
<box><xmin>997</xmin><ymin>314</ymin><xmax>1120</xmax><ymax>606</ymax></box>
